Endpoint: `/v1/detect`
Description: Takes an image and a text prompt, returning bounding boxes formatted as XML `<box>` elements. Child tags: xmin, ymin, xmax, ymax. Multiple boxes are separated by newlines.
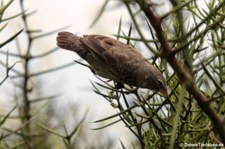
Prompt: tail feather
<box><xmin>57</xmin><ymin>32</ymin><xmax>88</xmax><ymax>58</ymax></box>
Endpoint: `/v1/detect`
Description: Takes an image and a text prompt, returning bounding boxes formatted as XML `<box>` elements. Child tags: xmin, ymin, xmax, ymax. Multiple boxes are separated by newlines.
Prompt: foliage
<box><xmin>0</xmin><ymin>0</ymin><xmax>115</xmax><ymax>148</ymax></box>
<box><xmin>0</xmin><ymin>0</ymin><xmax>225</xmax><ymax>149</ymax></box>
<box><xmin>91</xmin><ymin>0</ymin><xmax>225</xmax><ymax>148</ymax></box>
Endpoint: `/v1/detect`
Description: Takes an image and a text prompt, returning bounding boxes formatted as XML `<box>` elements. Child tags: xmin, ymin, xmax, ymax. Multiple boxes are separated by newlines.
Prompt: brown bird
<box><xmin>57</xmin><ymin>32</ymin><xmax>167</xmax><ymax>96</ymax></box>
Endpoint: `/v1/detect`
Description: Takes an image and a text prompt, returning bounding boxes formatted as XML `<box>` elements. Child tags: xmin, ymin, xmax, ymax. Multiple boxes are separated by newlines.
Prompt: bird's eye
<box><xmin>156</xmin><ymin>80</ymin><xmax>163</xmax><ymax>88</ymax></box>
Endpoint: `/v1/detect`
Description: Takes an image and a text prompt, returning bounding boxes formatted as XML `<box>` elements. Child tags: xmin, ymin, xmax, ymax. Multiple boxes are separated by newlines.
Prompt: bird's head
<box><xmin>145</xmin><ymin>66</ymin><xmax>167</xmax><ymax>96</ymax></box>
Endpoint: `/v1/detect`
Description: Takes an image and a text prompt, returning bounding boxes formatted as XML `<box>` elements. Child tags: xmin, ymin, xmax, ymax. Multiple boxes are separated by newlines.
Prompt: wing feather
<box><xmin>80</xmin><ymin>35</ymin><xmax>147</xmax><ymax>85</ymax></box>
<box><xmin>81</xmin><ymin>35</ymin><xmax>144</xmax><ymax>66</ymax></box>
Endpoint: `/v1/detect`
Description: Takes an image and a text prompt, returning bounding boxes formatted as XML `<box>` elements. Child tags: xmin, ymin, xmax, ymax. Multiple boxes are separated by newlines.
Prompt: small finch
<box><xmin>57</xmin><ymin>32</ymin><xmax>167</xmax><ymax>96</ymax></box>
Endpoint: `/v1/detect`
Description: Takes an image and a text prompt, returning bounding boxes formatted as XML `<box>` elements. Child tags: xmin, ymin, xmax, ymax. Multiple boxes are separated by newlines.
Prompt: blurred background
<box><xmin>1</xmin><ymin>0</ymin><xmax>224</xmax><ymax>148</ymax></box>
<box><xmin>0</xmin><ymin>0</ymin><xmax>137</xmax><ymax>148</ymax></box>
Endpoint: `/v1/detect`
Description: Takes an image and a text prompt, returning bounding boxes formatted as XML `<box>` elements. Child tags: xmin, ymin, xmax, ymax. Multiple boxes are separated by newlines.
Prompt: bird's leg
<box><xmin>115</xmin><ymin>82</ymin><xmax>124</xmax><ymax>89</ymax></box>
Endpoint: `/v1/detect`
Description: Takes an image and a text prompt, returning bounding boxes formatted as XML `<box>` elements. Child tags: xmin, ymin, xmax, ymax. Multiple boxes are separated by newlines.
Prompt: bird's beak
<box><xmin>159</xmin><ymin>87</ymin><xmax>167</xmax><ymax>97</ymax></box>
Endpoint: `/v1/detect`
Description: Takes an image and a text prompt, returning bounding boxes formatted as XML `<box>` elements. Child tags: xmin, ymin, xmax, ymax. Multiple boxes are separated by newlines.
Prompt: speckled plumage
<box><xmin>57</xmin><ymin>32</ymin><xmax>167</xmax><ymax>96</ymax></box>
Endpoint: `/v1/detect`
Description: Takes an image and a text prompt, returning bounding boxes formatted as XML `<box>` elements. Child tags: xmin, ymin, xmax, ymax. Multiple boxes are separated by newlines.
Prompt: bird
<box><xmin>56</xmin><ymin>31</ymin><xmax>167</xmax><ymax>96</ymax></box>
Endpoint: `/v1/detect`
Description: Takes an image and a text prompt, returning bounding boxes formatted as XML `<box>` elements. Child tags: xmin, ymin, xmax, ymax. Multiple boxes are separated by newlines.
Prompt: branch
<box><xmin>136</xmin><ymin>0</ymin><xmax>225</xmax><ymax>143</ymax></box>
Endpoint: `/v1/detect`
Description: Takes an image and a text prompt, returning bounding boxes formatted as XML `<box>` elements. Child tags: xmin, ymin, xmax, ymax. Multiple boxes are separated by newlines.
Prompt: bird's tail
<box><xmin>57</xmin><ymin>32</ymin><xmax>88</xmax><ymax>58</ymax></box>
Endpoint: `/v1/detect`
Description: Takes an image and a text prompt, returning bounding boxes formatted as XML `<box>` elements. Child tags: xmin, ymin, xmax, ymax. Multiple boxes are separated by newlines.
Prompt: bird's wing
<box><xmin>81</xmin><ymin>35</ymin><xmax>144</xmax><ymax>65</ymax></box>
<box><xmin>80</xmin><ymin>35</ymin><xmax>145</xmax><ymax>85</ymax></box>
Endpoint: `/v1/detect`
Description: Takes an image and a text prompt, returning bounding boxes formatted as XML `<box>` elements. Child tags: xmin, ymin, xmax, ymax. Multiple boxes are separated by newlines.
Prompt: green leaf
<box><xmin>0</xmin><ymin>29</ymin><xmax>23</xmax><ymax>48</ymax></box>
<box><xmin>89</xmin><ymin>0</ymin><xmax>109</xmax><ymax>28</ymax></box>
<box><xmin>0</xmin><ymin>0</ymin><xmax>14</xmax><ymax>16</ymax></box>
